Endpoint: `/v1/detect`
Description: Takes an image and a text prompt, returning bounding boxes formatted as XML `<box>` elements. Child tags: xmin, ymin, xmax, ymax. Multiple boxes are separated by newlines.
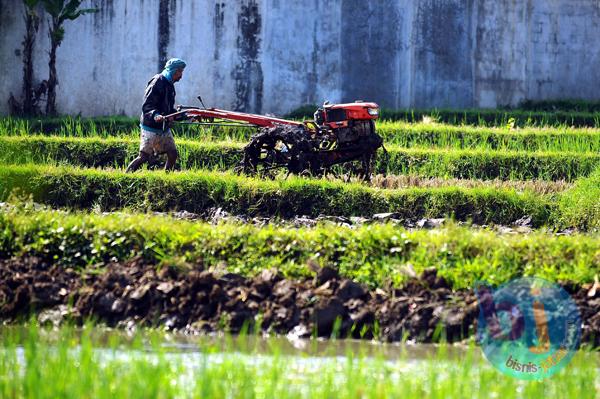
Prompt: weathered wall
<box><xmin>2</xmin><ymin>0</ymin><xmax>600</xmax><ymax>116</ymax></box>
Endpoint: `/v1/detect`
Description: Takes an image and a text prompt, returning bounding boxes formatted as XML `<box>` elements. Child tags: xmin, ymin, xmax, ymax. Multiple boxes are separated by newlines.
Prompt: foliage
<box><xmin>40</xmin><ymin>0</ymin><xmax>97</xmax><ymax>115</ymax></box>
<box><xmin>3</xmin><ymin>117</ymin><xmax>600</xmax><ymax>153</ymax></box>
<box><xmin>1</xmin><ymin>207</ymin><xmax>598</xmax><ymax>288</ymax></box>
<box><xmin>0</xmin><ymin>164</ymin><xmax>553</xmax><ymax>225</ymax></box>
<box><xmin>559</xmin><ymin>167</ymin><xmax>600</xmax><ymax>230</ymax></box>
<box><xmin>378</xmin><ymin>108</ymin><xmax>600</xmax><ymax>128</ymax></box>
<box><xmin>1</xmin><ymin>135</ymin><xmax>598</xmax><ymax>181</ymax></box>
<box><xmin>41</xmin><ymin>0</ymin><xmax>97</xmax><ymax>44</ymax></box>
<box><xmin>518</xmin><ymin>98</ymin><xmax>600</xmax><ymax>113</ymax></box>
<box><xmin>285</xmin><ymin>105</ymin><xmax>600</xmax><ymax>127</ymax></box>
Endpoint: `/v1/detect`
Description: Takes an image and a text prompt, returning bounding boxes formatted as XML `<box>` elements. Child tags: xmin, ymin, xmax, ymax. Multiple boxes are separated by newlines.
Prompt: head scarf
<box><xmin>161</xmin><ymin>58</ymin><xmax>187</xmax><ymax>82</ymax></box>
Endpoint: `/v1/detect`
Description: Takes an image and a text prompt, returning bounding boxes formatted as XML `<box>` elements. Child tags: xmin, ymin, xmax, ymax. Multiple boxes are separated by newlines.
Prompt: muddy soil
<box><xmin>158</xmin><ymin>207</ymin><xmax>579</xmax><ymax>235</ymax></box>
<box><xmin>156</xmin><ymin>207</ymin><xmax>564</xmax><ymax>235</ymax></box>
<box><xmin>2</xmin><ymin>202</ymin><xmax>570</xmax><ymax>235</ymax></box>
<box><xmin>0</xmin><ymin>257</ymin><xmax>598</xmax><ymax>346</ymax></box>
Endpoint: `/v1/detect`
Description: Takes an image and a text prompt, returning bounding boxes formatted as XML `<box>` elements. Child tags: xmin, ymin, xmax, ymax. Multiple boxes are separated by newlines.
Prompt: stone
<box><xmin>130</xmin><ymin>284</ymin><xmax>151</xmax><ymax>301</ymax></box>
<box><xmin>156</xmin><ymin>282</ymin><xmax>175</xmax><ymax>295</ymax></box>
<box><xmin>372</xmin><ymin>212</ymin><xmax>402</xmax><ymax>221</ymax></box>
<box><xmin>416</xmin><ymin>218</ymin><xmax>445</xmax><ymax>228</ymax></box>
<box><xmin>111</xmin><ymin>298</ymin><xmax>126</xmax><ymax>314</ymax></box>
<box><xmin>513</xmin><ymin>216</ymin><xmax>533</xmax><ymax>227</ymax></box>
<box><xmin>337</xmin><ymin>280</ymin><xmax>366</xmax><ymax>301</ymax></box>
<box><xmin>316</xmin><ymin>266</ymin><xmax>339</xmax><ymax>285</ymax></box>
<box><xmin>314</xmin><ymin>297</ymin><xmax>346</xmax><ymax>335</ymax></box>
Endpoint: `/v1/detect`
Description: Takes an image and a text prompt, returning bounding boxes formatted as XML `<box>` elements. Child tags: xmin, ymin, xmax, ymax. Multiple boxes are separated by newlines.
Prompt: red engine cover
<box><xmin>324</xmin><ymin>101</ymin><xmax>379</xmax><ymax>121</ymax></box>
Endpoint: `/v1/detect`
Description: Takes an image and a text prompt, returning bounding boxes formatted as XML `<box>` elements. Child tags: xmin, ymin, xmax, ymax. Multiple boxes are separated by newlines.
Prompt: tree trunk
<box><xmin>22</xmin><ymin>9</ymin><xmax>40</xmax><ymax>116</ymax></box>
<box><xmin>46</xmin><ymin>18</ymin><xmax>60</xmax><ymax>116</ymax></box>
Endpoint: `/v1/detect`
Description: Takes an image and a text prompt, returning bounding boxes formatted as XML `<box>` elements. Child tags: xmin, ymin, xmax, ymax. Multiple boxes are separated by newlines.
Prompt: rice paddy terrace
<box><xmin>0</xmin><ymin>111</ymin><xmax>599</xmax><ymax>396</ymax></box>
<box><xmin>0</xmin><ymin>114</ymin><xmax>598</xmax><ymax>228</ymax></box>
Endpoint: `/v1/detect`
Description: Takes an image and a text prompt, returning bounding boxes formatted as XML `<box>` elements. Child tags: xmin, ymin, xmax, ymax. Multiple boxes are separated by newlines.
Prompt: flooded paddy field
<box><xmin>0</xmin><ymin>114</ymin><xmax>599</xmax><ymax>397</ymax></box>
<box><xmin>1</xmin><ymin>324</ymin><xmax>598</xmax><ymax>398</ymax></box>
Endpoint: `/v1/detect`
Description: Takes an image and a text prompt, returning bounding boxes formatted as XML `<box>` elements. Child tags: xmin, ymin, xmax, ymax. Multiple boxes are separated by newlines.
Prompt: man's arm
<box><xmin>142</xmin><ymin>77</ymin><xmax>166</xmax><ymax>122</ymax></box>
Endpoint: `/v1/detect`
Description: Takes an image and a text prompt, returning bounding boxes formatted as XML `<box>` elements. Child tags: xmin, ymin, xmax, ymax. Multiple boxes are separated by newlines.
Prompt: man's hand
<box><xmin>154</xmin><ymin>114</ymin><xmax>175</xmax><ymax>123</ymax></box>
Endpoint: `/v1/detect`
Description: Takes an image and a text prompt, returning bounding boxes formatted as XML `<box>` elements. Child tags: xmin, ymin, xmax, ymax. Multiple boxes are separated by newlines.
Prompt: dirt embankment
<box><xmin>1</xmin><ymin>257</ymin><xmax>598</xmax><ymax>345</ymax></box>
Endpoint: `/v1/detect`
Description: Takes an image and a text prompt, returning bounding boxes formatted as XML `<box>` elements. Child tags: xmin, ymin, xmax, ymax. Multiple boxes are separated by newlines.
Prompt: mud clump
<box><xmin>0</xmin><ymin>257</ymin><xmax>598</xmax><ymax>346</ymax></box>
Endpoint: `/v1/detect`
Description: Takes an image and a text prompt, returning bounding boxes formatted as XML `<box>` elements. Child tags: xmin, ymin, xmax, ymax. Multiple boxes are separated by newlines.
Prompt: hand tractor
<box><xmin>166</xmin><ymin>98</ymin><xmax>386</xmax><ymax>180</ymax></box>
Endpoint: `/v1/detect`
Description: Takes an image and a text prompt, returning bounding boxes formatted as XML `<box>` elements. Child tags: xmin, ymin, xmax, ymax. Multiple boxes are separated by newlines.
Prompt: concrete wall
<box><xmin>1</xmin><ymin>0</ymin><xmax>600</xmax><ymax>116</ymax></box>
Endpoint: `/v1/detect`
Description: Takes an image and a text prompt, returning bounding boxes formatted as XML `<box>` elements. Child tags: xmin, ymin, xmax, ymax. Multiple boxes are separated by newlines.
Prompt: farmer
<box><xmin>126</xmin><ymin>58</ymin><xmax>187</xmax><ymax>172</ymax></box>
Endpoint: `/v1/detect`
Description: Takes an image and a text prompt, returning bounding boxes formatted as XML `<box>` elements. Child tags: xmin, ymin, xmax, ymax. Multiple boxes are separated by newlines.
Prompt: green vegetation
<box><xmin>1</xmin><ymin>324</ymin><xmax>597</xmax><ymax>399</ymax></box>
<box><xmin>378</xmin><ymin>121</ymin><xmax>600</xmax><ymax>152</ymax></box>
<box><xmin>519</xmin><ymin>98</ymin><xmax>600</xmax><ymax>113</ymax></box>
<box><xmin>0</xmin><ymin>164</ymin><xmax>552</xmax><ymax>225</ymax></box>
<box><xmin>0</xmin><ymin>133</ymin><xmax>574</xmax><ymax>194</ymax></box>
<box><xmin>370</xmin><ymin>175</ymin><xmax>571</xmax><ymax>195</ymax></box>
<box><xmin>0</xmin><ymin>111</ymin><xmax>599</xmax><ymax>397</ymax></box>
<box><xmin>2</xmin><ymin>206</ymin><xmax>599</xmax><ymax>288</ymax></box>
<box><xmin>380</xmin><ymin>108</ymin><xmax>600</xmax><ymax>128</ymax></box>
<box><xmin>0</xmin><ymin>135</ymin><xmax>243</xmax><ymax>171</ymax></box>
<box><xmin>559</xmin><ymin>167</ymin><xmax>600</xmax><ymax>230</ymax></box>
<box><xmin>382</xmin><ymin>146</ymin><xmax>598</xmax><ymax>181</ymax></box>
<box><xmin>0</xmin><ymin>116</ymin><xmax>254</xmax><ymax>140</ymax></box>
<box><xmin>286</xmin><ymin>105</ymin><xmax>600</xmax><ymax>127</ymax></box>
<box><xmin>2</xmin><ymin>135</ymin><xmax>598</xmax><ymax>181</ymax></box>
<box><xmin>4</xmin><ymin>117</ymin><xmax>600</xmax><ymax>148</ymax></box>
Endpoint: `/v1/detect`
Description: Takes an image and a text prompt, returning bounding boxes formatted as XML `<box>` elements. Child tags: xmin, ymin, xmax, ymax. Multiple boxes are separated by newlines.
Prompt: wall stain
<box><xmin>231</xmin><ymin>0</ymin><xmax>263</xmax><ymax>113</ymax></box>
<box><xmin>212</xmin><ymin>2</ymin><xmax>226</xmax><ymax>105</ymax></box>
<box><xmin>0</xmin><ymin>0</ymin><xmax>5</xmax><ymax>39</ymax></box>
<box><xmin>0</xmin><ymin>1</ymin><xmax>4</xmax><ymax>33</ymax></box>
<box><xmin>341</xmin><ymin>0</ymin><xmax>402</xmax><ymax>107</ymax></box>
<box><xmin>214</xmin><ymin>2</ymin><xmax>225</xmax><ymax>61</ymax></box>
<box><xmin>157</xmin><ymin>0</ymin><xmax>176</xmax><ymax>72</ymax></box>
<box><xmin>413</xmin><ymin>0</ymin><xmax>474</xmax><ymax>108</ymax></box>
<box><xmin>7</xmin><ymin>0</ymin><xmax>600</xmax><ymax>115</ymax></box>
<box><xmin>305</xmin><ymin>18</ymin><xmax>318</xmax><ymax>105</ymax></box>
<box><xmin>92</xmin><ymin>0</ymin><xmax>116</xmax><ymax>32</ymax></box>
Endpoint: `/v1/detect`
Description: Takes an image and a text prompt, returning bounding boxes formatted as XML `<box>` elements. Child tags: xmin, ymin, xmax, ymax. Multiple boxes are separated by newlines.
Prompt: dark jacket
<box><xmin>140</xmin><ymin>74</ymin><xmax>176</xmax><ymax>130</ymax></box>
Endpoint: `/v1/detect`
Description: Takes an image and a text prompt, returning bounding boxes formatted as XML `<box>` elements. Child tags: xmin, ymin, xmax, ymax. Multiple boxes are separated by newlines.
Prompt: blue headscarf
<box><xmin>162</xmin><ymin>58</ymin><xmax>187</xmax><ymax>82</ymax></box>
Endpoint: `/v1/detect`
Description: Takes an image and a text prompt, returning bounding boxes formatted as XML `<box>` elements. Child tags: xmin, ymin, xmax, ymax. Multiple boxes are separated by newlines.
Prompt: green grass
<box><xmin>288</xmin><ymin>105</ymin><xmax>600</xmax><ymax>127</ymax></box>
<box><xmin>381</xmin><ymin>146</ymin><xmax>599</xmax><ymax>181</ymax></box>
<box><xmin>1</xmin><ymin>324</ymin><xmax>597</xmax><ymax>399</ymax></box>
<box><xmin>2</xmin><ymin>205</ymin><xmax>598</xmax><ymax>288</ymax></box>
<box><xmin>559</xmin><ymin>167</ymin><xmax>600</xmax><ymax>230</ymax></box>
<box><xmin>0</xmin><ymin>116</ymin><xmax>255</xmax><ymax>141</ymax></box>
<box><xmin>379</xmin><ymin>108</ymin><xmax>600</xmax><ymax>128</ymax></box>
<box><xmin>518</xmin><ymin>98</ymin><xmax>600</xmax><ymax>113</ymax></box>
<box><xmin>0</xmin><ymin>164</ymin><xmax>553</xmax><ymax>225</ymax></box>
<box><xmin>2</xmin><ymin>135</ymin><xmax>598</xmax><ymax>181</ymax></box>
<box><xmin>0</xmin><ymin>134</ymin><xmax>575</xmax><ymax>193</ymax></box>
<box><xmin>0</xmin><ymin>135</ymin><xmax>243</xmax><ymax>171</ymax></box>
<box><xmin>4</xmin><ymin>117</ymin><xmax>600</xmax><ymax>152</ymax></box>
<box><xmin>377</xmin><ymin>121</ymin><xmax>600</xmax><ymax>152</ymax></box>
<box><xmin>369</xmin><ymin>175</ymin><xmax>572</xmax><ymax>195</ymax></box>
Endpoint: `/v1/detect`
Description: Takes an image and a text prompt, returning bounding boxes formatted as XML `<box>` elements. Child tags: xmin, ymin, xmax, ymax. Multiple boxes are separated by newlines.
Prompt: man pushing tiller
<box><xmin>125</xmin><ymin>57</ymin><xmax>384</xmax><ymax>179</ymax></box>
<box><xmin>126</xmin><ymin>58</ymin><xmax>186</xmax><ymax>172</ymax></box>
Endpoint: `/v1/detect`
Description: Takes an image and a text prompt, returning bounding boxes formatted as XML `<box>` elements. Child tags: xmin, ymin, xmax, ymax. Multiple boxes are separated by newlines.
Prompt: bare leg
<box><xmin>126</xmin><ymin>151</ymin><xmax>150</xmax><ymax>173</ymax></box>
<box><xmin>165</xmin><ymin>148</ymin><xmax>178</xmax><ymax>171</ymax></box>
